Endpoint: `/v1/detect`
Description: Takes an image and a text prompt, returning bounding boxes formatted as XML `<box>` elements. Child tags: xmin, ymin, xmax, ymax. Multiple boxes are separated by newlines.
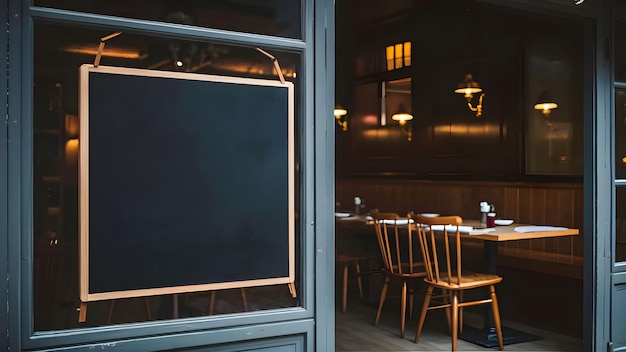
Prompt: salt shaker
<box><xmin>354</xmin><ymin>197</ymin><xmax>362</xmax><ymax>215</ymax></box>
<box><xmin>479</xmin><ymin>201</ymin><xmax>490</xmax><ymax>228</ymax></box>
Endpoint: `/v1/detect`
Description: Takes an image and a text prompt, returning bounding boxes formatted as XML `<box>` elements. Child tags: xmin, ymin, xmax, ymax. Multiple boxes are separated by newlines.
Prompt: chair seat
<box><xmin>425</xmin><ymin>272</ymin><xmax>502</xmax><ymax>290</ymax></box>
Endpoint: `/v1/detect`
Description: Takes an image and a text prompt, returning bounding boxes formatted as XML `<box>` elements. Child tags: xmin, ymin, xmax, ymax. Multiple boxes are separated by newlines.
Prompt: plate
<box><xmin>334</xmin><ymin>212</ymin><xmax>351</xmax><ymax>218</ymax></box>
<box><xmin>494</xmin><ymin>219</ymin><xmax>514</xmax><ymax>226</ymax></box>
<box><xmin>419</xmin><ymin>213</ymin><xmax>440</xmax><ymax>218</ymax></box>
<box><xmin>381</xmin><ymin>219</ymin><xmax>414</xmax><ymax>225</ymax></box>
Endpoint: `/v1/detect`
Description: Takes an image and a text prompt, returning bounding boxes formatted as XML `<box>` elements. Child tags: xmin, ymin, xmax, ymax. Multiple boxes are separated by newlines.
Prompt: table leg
<box><xmin>483</xmin><ymin>241</ymin><xmax>498</xmax><ymax>330</ymax></box>
<box><xmin>458</xmin><ymin>241</ymin><xmax>541</xmax><ymax>347</ymax></box>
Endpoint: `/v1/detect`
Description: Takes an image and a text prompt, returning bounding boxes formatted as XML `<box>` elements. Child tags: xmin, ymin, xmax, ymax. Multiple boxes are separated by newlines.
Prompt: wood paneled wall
<box><xmin>336</xmin><ymin>179</ymin><xmax>583</xmax><ymax>278</ymax></box>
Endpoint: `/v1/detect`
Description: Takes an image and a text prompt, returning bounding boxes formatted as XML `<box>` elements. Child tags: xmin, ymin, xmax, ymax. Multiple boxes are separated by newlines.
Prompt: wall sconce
<box><xmin>533</xmin><ymin>91</ymin><xmax>558</xmax><ymax>117</ymax></box>
<box><xmin>65</xmin><ymin>113</ymin><xmax>79</xmax><ymax>139</ymax></box>
<box><xmin>454</xmin><ymin>73</ymin><xmax>485</xmax><ymax>117</ymax></box>
<box><xmin>391</xmin><ymin>104</ymin><xmax>413</xmax><ymax>141</ymax></box>
<box><xmin>334</xmin><ymin>106</ymin><xmax>348</xmax><ymax>131</ymax></box>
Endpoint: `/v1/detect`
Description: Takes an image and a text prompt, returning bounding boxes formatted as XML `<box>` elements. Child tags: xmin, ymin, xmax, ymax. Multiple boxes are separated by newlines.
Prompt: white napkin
<box><xmin>431</xmin><ymin>225</ymin><xmax>496</xmax><ymax>235</ymax></box>
<box><xmin>514</xmin><ymin>225</ymin><xmax>568</xmax><ymax>233</ymax></box>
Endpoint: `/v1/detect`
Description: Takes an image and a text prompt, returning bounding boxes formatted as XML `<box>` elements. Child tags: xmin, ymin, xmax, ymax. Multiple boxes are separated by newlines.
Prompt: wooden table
<box><xmin>457</xmin><ymin>220</ymin><xmax>579</xmax><ymax>241</ymax></box>
<box><xmin>336</xmin><ymin>216</ymin><xmax>580</xmax><ymax>347</ymax></box>
<box><xmin>453</xmin><ymin>221</ymin><xmax>579</xmax><ymax>347</ymax></box>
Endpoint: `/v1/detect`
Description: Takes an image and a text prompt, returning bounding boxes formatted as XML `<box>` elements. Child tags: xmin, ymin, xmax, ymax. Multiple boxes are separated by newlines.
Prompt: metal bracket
<box><xmin>256</xmin><ymin>47</ymin><xmax>285</xmax><ymax>84</ymax></box>
<box><xmin>94</xmin><ymin>32</ymin><xmax>122</xmax><ymax>67</ymax></box>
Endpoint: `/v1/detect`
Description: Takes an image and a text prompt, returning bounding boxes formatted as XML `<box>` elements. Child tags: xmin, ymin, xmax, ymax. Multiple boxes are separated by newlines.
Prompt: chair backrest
<box><xmin>408</xmin><ymin>214</ymin><xmax>464</xmax><ymax>286</ymax></box>
<box><xmin>370</xmin><ymin>211</ymin><xmax>423</xmax><ymax>276</ymax></box>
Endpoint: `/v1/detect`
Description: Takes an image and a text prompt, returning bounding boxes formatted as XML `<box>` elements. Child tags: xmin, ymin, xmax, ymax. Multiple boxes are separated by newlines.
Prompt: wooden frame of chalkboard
<box><xmin>78</xmin><ymin>64</ymin><xmax>295</xmax><ymax>303</ymax></box>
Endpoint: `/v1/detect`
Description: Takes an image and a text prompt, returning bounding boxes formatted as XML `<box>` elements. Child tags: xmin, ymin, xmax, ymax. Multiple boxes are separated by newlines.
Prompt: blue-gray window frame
<box><xmin>3</xmin><ymin>0</ymin><xmax>337</xmax><ymax>350</ymax></box>
<box><xmin>609</xmin><ymin>5</ymin><xmax>626</xmax><ymax>352</ymax></box>
<box><xmin>1</xmin><ymin>2</ymin><xmax>9</xmax><ymax>352</ymax></box>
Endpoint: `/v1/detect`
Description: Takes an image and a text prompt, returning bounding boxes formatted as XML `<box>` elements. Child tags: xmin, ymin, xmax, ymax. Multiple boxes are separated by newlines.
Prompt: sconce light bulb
<box><xmin>334</xmin><ymin>108</ymin><xmax>348</xmax><ymax>117</ymax></box>
<box><xmin>534</xmin><ymin>102</ymin><xmax>557</xmax><ymax>117</ymax></box>
<box><xmin>176</xmin><ymin>60</ymin><xmax>184</xmax><ymax>67</ymax></box>
<box><xmin>334</xmin><ymin>107</ymin><xmax>348</xmax><ymax>131</ymax></box>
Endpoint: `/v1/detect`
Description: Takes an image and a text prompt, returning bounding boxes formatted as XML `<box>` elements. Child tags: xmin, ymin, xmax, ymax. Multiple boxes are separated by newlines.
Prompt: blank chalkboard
<box><xmin>78</xmin><ymin>64</ymin><xmax>294</xmax><ymax>302</ymax></box>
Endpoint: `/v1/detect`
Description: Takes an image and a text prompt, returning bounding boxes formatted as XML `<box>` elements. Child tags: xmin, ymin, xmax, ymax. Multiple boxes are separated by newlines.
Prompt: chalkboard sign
<box><xmin>78</xmin><ymin>64</ymin><xmax>294</xmax><ymax>302</ymax></box>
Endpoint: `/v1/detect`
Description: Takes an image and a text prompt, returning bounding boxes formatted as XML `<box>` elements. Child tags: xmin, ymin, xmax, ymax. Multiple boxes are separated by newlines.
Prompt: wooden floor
<box><xmin>335</xmin><ymin>296</ymin><xmax>583</xmax><ymax>351</ymax></box>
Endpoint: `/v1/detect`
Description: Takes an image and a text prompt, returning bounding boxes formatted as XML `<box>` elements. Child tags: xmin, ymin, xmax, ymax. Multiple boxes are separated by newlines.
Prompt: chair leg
<box><xmin>107</xmin><ymin>300</ymin><xmax>115</xmax><ymax>324</ymax></box>
<box><xmin>240</xmin><ymin>288</ymin><xmax>248</xmax><ymax>312</ymax></box>
<box><xmin>209</xmin><ymin>291</ymin><xmax>216</xmax><ymax>315</ymax></box>
<box><xmin>442</xmin><ymin>289</ymin><xmax>451</xmax><ymax>332</ymax></box>
<box><xmin>414</xmin><ymin>285</ymin><xmax>433</xmax><ymax>343</ymax></box>
<box><xmin>408</xmin><ymin>285</ymin><xmax>414</xmax><ymax>320</ymax></box>
<box><xmin>451</xmin><ymin>292</ymin><xmax>459</xmax><ymax>352</ymax></box>
<box><xmin>490</xmin><ymin>285</ymin><xmax>504</xmax><ymax>351</ymax></box>
<box><xmin>342</xmin><ymin>261</ymin><xmax>349</xmax><ymax>313</ymax></box>
<box><xmin>173</xmin><ymin>294</ymin><xmax>179</xmax><ymax>319</ymax></box>
<box><xmin>459</xmin><ymin>290</ymin><xmax>464</xmax><ymax>333</ymax></box>
<box><xmin>374</xmin><ymin>276</ymin><xmax>390</xmax><ymax>327</ymax></box>
<box><xmin>354</xmin><ymin>261</ymin><xmax>364</xmax><ymax>300</ymax></box>
<box><xmin>144</xmin><ymin>298</ymin><xmax>151</xmax><ymax>320</ymax></box>
<box><xmin>400</xmin><ymin>281</ymin><xmax>407</xmax><ymax>338</ymax></box>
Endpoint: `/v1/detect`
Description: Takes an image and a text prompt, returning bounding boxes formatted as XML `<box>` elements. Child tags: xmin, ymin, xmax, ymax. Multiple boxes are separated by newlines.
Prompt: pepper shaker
<box><xmin>487</xmin><ymin>204</ymin><xmax>496</xmax><ymax>228</ymax></box>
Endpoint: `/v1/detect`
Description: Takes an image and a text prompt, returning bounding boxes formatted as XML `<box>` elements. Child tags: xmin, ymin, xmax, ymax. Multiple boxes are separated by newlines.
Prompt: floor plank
<box><xmin>335</xmin><ymin>298</ymin><xmax>583</xmax><ymax>351</ymax></box>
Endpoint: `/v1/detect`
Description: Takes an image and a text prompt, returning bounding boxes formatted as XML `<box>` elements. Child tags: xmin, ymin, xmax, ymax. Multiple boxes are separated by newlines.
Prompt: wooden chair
<box><xmin>336</xmin><ymin>253</ymin><xmax>377</xmax><ymax>313</ymax></box>
<box><xmin>371</xmin><ymin>211</ymin><xmax>427</xmax><ymax>338</ymax></box>
<box><xmin>335</xmin><ymin>216</ymin><xmax>381</xmax><ymax>313</ymax></box>
<box><xmin>408</xmin><ymin>214</ymin><xmax>504</xmax><ymax>351</ymax></box>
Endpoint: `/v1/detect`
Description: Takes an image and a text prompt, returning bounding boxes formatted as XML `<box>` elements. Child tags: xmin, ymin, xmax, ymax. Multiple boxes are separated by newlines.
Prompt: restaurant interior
<box><xmin>30</xmin><ymin>0</ymin><xmax>591</xmax><ymax>350</ymax></box>
<box><xmin>333</xmin><ymin>0</ymin><xmax>585</xmax><ymax>348</ymax></box>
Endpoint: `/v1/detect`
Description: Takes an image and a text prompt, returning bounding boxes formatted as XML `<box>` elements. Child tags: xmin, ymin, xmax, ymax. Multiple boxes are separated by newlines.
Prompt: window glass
<box><xmin>615</xmin><ymin>187</ymin><xmax>626</xmax><ymax>263</ymax></box>
<box><xmin>525</xmin><ymin>19</ymin><xmax>584</xmax><ymax>175</ymax></box>
<box><xmin>33</xmin><ymin>22</ymin><xmax>301</xmax><ymax>332</ymax></box>
<box><xmin>615</xmin><ymin>21</ymin><xmax>626</xmax><ymax>83</ymax></box>
<box><xmin>34</xmin><ymin>0</ymin><xmax>302</xmax><ymax>39</ymax></box>
<box><xmin>616</xmin><ymin>88</ymin><xmax>626</xmax><ymax>263</ymax></box>
<box><xmin>385</xmin><ymin>42</ymin><xmax>411</xmax><ymax>71</ymax></box>
<box><xmin>384</xmin><ymin>78</ymin><xmax>412</xmax><ymax>130</ymax></box>
<box><xmin>615</xmin><ymin>89</ymin><xmax>626</xmax><ymax>179</ymax></box>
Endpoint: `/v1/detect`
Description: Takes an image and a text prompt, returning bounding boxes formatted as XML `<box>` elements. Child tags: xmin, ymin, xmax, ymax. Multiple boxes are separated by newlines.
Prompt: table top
<box><xmin>335</xmin><ymin>215</ymin><xmax>579</xmax><ymax>242</ymax></box>
<box><xmin>458</xmin><ymin>222</ymin><xmax>579</xmax><ymax>242</ymax></box>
